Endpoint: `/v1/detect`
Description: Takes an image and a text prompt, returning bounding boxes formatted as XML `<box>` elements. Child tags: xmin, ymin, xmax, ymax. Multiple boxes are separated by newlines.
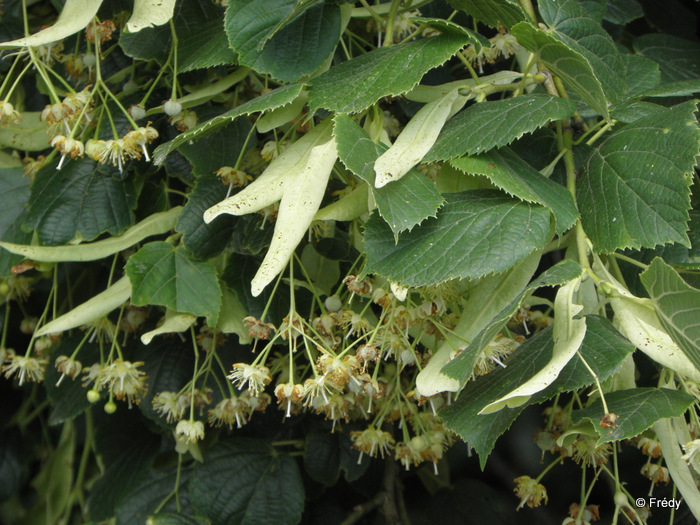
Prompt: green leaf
<box><xmin>126</xmin><ymin>242</ymin><xmax>222</xmax><ymax>325</ymax></box>
<box><xmin>116</xmin><ymin>467</ymin><xmax>195</xmax><ymax>525</ymax></box>
<box><xmin>218</xmin><ymin>286</ymin><xmax>251</xmax><ymax>343</ymax></box>
<box><xmin>446</xmin><ymin>0</ymin><xmax>528</xmax><ymax>28</ymax></box>
<box><xmin>577</xmin><ymin>101</ymin><xmax>700</xmax><ymax>252</ymax></box>
<box><xmin>258</xmin><ymin>0</ymin><xmax>325</xmax><ymax>47</ymax></box>
<box><xmin>308</xmin><ymin>29</ymin><xmax>476</xmax><ymax>114</ymax></box>
<box><xmin>44</xmin><ymin>335</ymin><xmax>100</xmax><ymax>425</ymax></box>
<box><xmin>190</xmin><ymin>439</ymin><xmax>304</xmax><ymax>525</ymax></box>
<box><xmin>225</xmin><ymin>0</ymin><xmax>341</xmax><ymax>82</ymax></box>
<box><xmin>442</xmin><ymin>259</ymin><xmax>583</xmax><ymax>386</ymax></box>
<box><xmin>304</xmin><ymin>429</ymin><xmax>341</xmax><ymax>485</ymax></box>
<box><xmin>634</xmin><ymin>33</ymin><xmax>700</xmax><ymax>83</ymax></box>
<box><xmin>511</xmin><ymin>22</ymin><xmax>609</xmax><ymax>119</ymax></box>
<box><xmin>450</xmin><ymin>147</ymin><xmax>578</xmax><ymax>235</ymax></box>
<box><xmin>24</xmin><ymin>159</ymin><xmax>137</xmax><ymax>246</ymax></box>
<box><xmin>624</xmin><ymin>54</ymin><xmax>660</xmax><ymax>97</ymax></box>
<box><xmin>333</xmin><ymin>114</ymin><xmax>444</xmax><ymax>234</ymax></box>
<box><xmin>0</xmin><ymin>112</ymin><xmax>51</xmax><ymax>151</ymax></box>
<box><xmin>640</xmin><ymin>258</ymin><xmax>700</xmax><ymax>373</ymax></box>
<box><xmin>120</xmin><ymin>1</ymin><xmax>235</xmax><ymax>69</ymax></box>
<box><xmin>641</xmin><ymin>79</ymin><xmax>700</xmax><ymax>98</ymax></box>
<box><xmin>176</xmin><ymin>174</ymin><xmax>237</xmax><ymax>260</ymax></box>
<box><xmin>153</xmin><ymin>83</ymin><xmax>304</xmax><ymax>165</ymax></box>
<box><xmin>425</xmin><ymin>94</ymin><xmax>577</xmax><ymax>162</ymax></box>
<box><xmin>24</xmin><ymin>423</ymin><xmax>74</xmax><ymax>525</ymax></box>
<box><xmin>222</xmin><ymin>255</ymin><xmax>290</xmax><ymax>325</ymax></box>
<box><xmin>178</xmin><ymin>115</ymin><xmax>253</xmax><ymax>177</ymax></box>
<box><xmin>364</xmin><ymin>190</ymin><xmax>551</xmax><ymax>287</ymax></box>
<box><xmin>538</xmin><ymin>0</ymin><xmax>626</xmax><ymax>104</ymax></box>
<box><xmin>609</xmin><ymin>101</ymin><xmax>664</xmax><ymax>123</ymax></box>
<box><xmin>90</xmin><ymin>412</ymin><xmax>161</xmax><ymax>521</ymax></box>
<box><xmin>119</xmin><ymin>23</ymin><xmax>169</xmax><ymax>62</ymax></box>
<box><xmin>604</xmin><ymin>0</ymin><xmax>644</xmax><ymax>25</ymax></box>
<box><xmin>338</xmin><ymin>428</ymin><xmax>370</xmax><ymax>482</ymax></box>
<box><xmin>300</xmin><ymin>244</ymin><xmax>340</xmax><ymax>296</ymax></box>
<box><xmin>148</xmin><ymin>513</ymin><xmax>211</xmax><ymax>525</ymax></box>
<box><xmin>177</xmin><ymin>11</ymin><xmax>236</xmax><ymax>72</ymax></box>
<box><xmin>0</xmin><ymin>167</ymin><xmax>31</xmax><ymax>276</ymax></box>
<box><xmin>0</xmin><ymin>427</ymin><xmax>28</xmax><ymax>501</ymax></box>
<box><xmin>440</xmin><ymin>316</ymin><xmax>634</xmax><ymax>467</ymax></box>
<box><xmin>572</xmin><ymin>388</ymin><xmax>694</xmax><ymax>443</ymax></box>
<box><xmin>230</xmin><ymin>215</ymin><xmax>274</xmax><ymax>255</ymax></box>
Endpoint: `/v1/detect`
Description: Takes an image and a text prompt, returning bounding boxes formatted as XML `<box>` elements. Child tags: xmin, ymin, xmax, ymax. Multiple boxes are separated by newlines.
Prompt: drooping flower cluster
<box><xmin>84</xmin><ymin>126</ymin><xmax>159</xmax><ymax>171</ymax></box>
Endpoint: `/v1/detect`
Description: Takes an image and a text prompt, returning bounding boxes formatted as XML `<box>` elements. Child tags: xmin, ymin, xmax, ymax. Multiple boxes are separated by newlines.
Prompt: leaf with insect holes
<box><xmin>577</xmin><ymin>101</ymin><xmax>700</xmax><ymax>252</ymax></box>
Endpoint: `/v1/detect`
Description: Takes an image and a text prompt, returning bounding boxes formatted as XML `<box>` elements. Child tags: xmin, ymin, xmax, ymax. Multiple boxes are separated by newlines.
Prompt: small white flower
<box><xmin>175</xmin><ymin>419</ymin><xmax>205</xmax><ymax>443</ymax></box>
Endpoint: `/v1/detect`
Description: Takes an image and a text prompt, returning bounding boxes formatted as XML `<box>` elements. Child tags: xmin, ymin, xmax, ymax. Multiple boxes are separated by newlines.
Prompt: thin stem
<box><xmin>535</xmin><ymin>456</ymin><xmax>562</xmax><ymax>482</ymax></box>
<box><xmin>612</xmin><ymin>253</ymin><xmax>648</xmax><ymax>270</ymax></box>
<box><xmin>2</xmin><ymin>61</ymin><xmax>33</xmax><ymax>102</ymax></box>
<box><xmin>518</xmin><ymin>0</ymin><xmax>538</xmax><ymax>21</ymax></box>
<box><xmin>169</xmin><ymin>20</ymin><xmax>179</xmax><ymax>100</ymax></box>
<box><xmin>576</xmin><ymin>350</ymin><xmax>610</xmax><ymax>414</ymax></box>
<box><xmin>383</xmin><ymin>0</ymin><xmax>402</xmax><ymax>47</ymax></box>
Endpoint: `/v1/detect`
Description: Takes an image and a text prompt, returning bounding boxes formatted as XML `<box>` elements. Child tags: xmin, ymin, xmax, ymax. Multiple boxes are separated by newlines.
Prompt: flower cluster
<box><xmin>2</xmin><ymin>351</ymin><xmax>48</xmax><ymax>386</ymax></box>
<box><xmin>84</xmin><ymin>126</ymin><xmax>159</xmax><ymax>171</ymax></box>
<box><xmin>81</xmin><ymin>359</ymin><xmax>148</xmax><ymax>407</ymax></box>
<box><xmin>462</xmin><ymin>31</ymin><xmax>521</xmax><ymax>67</ymax></box>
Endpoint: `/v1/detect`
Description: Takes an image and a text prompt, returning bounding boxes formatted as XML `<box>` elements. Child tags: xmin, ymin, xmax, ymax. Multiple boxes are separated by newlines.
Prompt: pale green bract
<box><xmin>415</xmin><ymin>251</ymin><xmax>540</xmax><ymax>398</ymax></box>
<box><xmin>0</xmin><ymin>0</ymin><xmax>176</xmax><ymax>49</ymax></box>
<box><xmin>203</xmin><ymin>121</ymin><xmax>338</xmax><ymax>296</ymax></box>
<box><xmin>594</xmin><ymin>258</ymin><xmax>700</xmax><ymax>382</ymax></box>
<box><xmin>35</xmin><ymin>276</ymin><xmax>131</xmax><ymax>336</ymax></box>
<box><xmin>480</xmin><ymin>274</ymin><xmax>587</xmax><ymax>414</ymax></box>
<box><xmin>374</xmin><ymin>88</ymin><xmax>466</xmax><ymax>188</ymax></box>
<box><xmin>0</xmin><ymin>207</ymin><xmax>182</xmax><ymax>262</ymax></box>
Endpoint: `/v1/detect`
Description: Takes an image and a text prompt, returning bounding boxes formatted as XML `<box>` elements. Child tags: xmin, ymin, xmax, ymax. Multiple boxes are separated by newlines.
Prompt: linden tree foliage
<box><xmin>1</xmin><ymin>0</ymin><xmax>700</xmax><ymax>524</ymax></box>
